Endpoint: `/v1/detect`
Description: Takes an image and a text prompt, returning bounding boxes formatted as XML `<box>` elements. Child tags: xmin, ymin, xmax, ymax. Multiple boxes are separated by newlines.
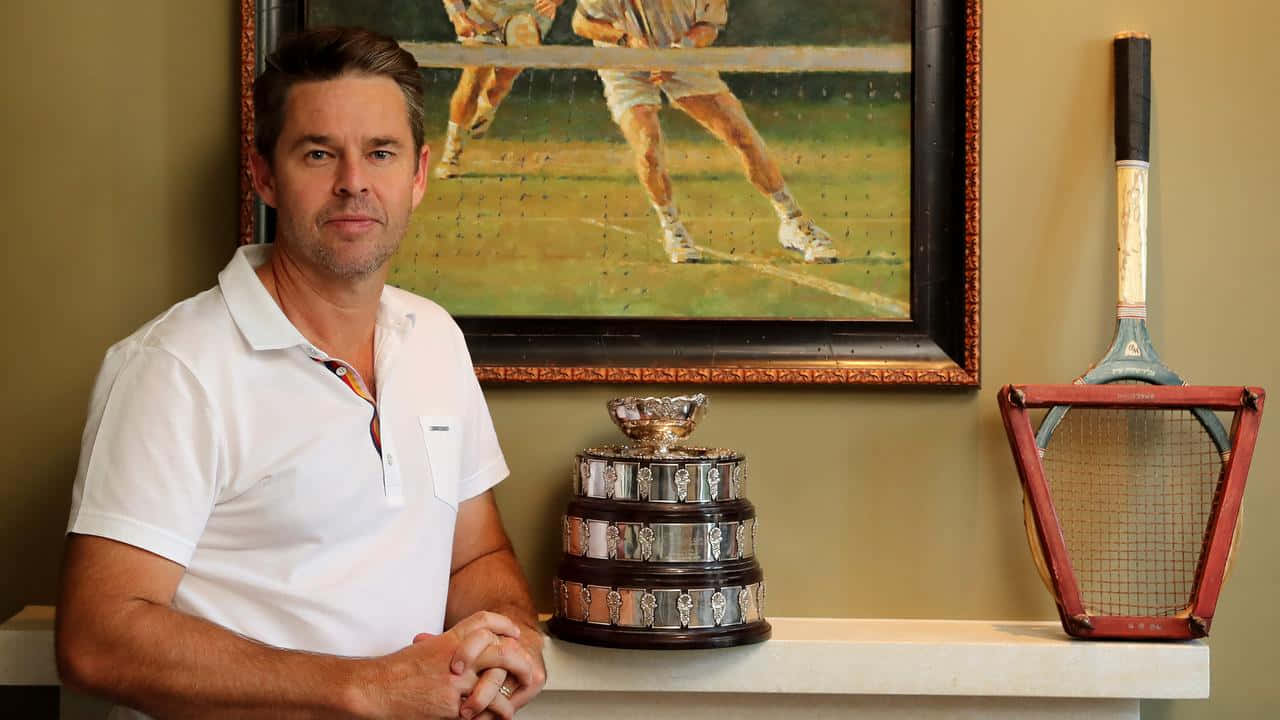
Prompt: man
<box><xmin>56</xmin><ymin>27</ymin><xmax>544</xmax><ymax>720</ymax></box>
<box><xmin>435</xmin><ymin>0</ymin><xmax>565</xmax><ymax>179</ymax></box>
<box><xmin>572</xmin><ymin>0</ymin><xmax>838</xmax><ymax>264</ymax></box>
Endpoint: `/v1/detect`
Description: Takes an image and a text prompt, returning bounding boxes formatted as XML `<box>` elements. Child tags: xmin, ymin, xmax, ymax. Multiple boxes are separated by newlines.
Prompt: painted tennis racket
<box><xmin>1003</xmin><ymin>33</ymin><xmax>1260</xmax><ymax>640</ymax></box>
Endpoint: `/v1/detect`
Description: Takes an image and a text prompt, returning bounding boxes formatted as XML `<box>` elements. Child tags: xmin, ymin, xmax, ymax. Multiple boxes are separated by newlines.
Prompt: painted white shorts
<box><xmin>461</xmin><ymin>0</ymin><xmax>554</xmax><ymax>45</ymax></box>
<box><xmin>598</xmin><ymin>69</ymin><xmax>731</xmax><ymax>122</ymax></box>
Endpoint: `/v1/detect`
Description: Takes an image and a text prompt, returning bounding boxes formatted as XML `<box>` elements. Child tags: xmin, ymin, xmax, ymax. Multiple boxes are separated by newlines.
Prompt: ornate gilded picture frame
<box><xmin>239</xmin><ymin>0</ymin><xmax>981</xmax><ymax>385</ymax></box>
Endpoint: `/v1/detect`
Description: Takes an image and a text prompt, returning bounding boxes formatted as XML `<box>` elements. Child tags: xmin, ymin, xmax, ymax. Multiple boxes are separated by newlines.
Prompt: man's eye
<box><xmin>306</xmin><ymin>150</ymin><xmax>329</xmax><ymax>161</ymax></box>
<box><xmin>371</xmin><ymin>150</ymin><xmax>394</xmax><ymax>160</ymax></box>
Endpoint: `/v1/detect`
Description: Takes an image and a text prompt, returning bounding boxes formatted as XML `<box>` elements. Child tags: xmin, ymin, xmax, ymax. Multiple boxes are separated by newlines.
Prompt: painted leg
<box><xmin>471</xmin><ymin>66</ymin><xmax>523</xmax><ymax>137</ymax></box>
<box><xmin>676</xmin><ymin>93</ymin><xmax>837</xmax><ymax>263</ymax></box>
<box><xmin>616</xmin><ymin>105</ymin><xmax>700</xmax><ymax>263</ymax></box>
<box><xmin>436</xmin><ymin>67</ymin><xmax>495</xmax><ymax>178</ymax></box>
<box><xmin>470</xmin><ymin>14</ymin><xmax>543</xmax><ymax>136</ymax></box>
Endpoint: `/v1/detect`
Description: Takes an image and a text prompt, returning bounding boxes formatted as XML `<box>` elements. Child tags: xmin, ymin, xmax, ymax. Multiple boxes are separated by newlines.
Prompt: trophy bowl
<box><xmin>606</xmin><ymin>394</ymin><xmax>708</xmax><ymax>452</ymax></box>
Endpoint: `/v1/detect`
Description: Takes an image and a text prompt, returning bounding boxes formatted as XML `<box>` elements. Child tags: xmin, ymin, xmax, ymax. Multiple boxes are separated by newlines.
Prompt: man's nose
<box><xmin>334</xmin><ymin>155</ymin><xmax>369</xmax><ymax>195</ymax></box>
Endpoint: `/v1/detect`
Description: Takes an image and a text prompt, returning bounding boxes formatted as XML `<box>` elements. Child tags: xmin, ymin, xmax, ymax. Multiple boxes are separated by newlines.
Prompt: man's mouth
<box><xmin>323</xmin><ymin>214</ymin><xmax>382</xmax><ymax>231</ymax></box>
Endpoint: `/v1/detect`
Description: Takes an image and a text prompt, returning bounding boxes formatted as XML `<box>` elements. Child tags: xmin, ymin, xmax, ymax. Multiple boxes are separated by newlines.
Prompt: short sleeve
<box><xmin>449</xmin><ymin>325</ymin><xmax>510</xmax><ymax>502</ymax></box>
<box><xmin>68</xmin><ymin>345</ymin><xmax>224</xmax><ymax>566</ymax></box>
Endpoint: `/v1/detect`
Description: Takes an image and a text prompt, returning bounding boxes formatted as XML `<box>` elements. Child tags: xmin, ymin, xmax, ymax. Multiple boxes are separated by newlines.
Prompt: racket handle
<box><xmin>1114</xmin><ymin>32</ymin><xmax>1151</xmax><ymax>163</ymax></box>
<box><xmin>1114</xmin><ymin>32</ymin><xmax>1151</xmax><ymax>313</ymax></box>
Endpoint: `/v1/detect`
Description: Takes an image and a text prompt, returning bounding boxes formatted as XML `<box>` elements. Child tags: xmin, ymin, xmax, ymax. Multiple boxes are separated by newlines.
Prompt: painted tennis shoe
<box><xmin>779</xmin><ymin>216</ymin><xmax>838</xmax><ymax>263</ymax></box>
<box><xmin>662</xmin><ymin>222</ymin><xmax>702</xmax><ymax>263</ymax></box>
<box><xmin>433</xmin><ymin>146</ymin><xmax>463</xmax><ymax>179</ymax></box>
<box><xmin>432</xmin><ymin>157</ymin><xmax>460</xmax><ymax>179</ymax></box>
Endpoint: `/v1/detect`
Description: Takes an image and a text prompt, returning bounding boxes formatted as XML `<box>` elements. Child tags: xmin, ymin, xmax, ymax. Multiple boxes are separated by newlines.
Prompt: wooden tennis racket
<box><xmin>999</xmin><ymin>33</ymin><xmax>1265</xmax><ymax>639</ymax></box>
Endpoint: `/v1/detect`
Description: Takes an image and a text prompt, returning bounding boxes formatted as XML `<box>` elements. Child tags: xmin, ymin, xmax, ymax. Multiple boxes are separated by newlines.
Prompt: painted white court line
<box><xmin>580</xmin><ymin>218</ymin><xmax>909</xmax><ymax>317</ymax></box>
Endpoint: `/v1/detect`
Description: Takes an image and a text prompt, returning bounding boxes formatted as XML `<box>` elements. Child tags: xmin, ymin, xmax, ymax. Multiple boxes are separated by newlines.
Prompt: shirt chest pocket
<box><xmin>420</xmin><ymin>415</ymin><xmax>463</xmax><ymax>511</ymax></box>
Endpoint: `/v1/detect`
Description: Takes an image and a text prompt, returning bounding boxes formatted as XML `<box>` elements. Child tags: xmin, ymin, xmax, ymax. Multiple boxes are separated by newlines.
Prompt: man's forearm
<box><xmin>445</xmin><ymin>545</ymin><xmax>540</xmax><ymax>633</ymax></box>
<box><xmin>58</xmin><ymin>599</ymin><xmax>375</xmax><ymax>719</ymax></box>
<box><xmin>572</xmin><ymin>11</ymin><xmax>627</xmax><ymax>45</ymax></box>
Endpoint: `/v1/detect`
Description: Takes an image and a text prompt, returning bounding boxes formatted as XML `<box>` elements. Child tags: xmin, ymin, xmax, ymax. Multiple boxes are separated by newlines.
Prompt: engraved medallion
<box><xmin>707</xmin><ymin>466</ymin><xmax>721</xmax><ymax>499</ymax></box>
<box><xmin>757</xmin><ymin>581</ymin><xmax>767</xmax><ymax>618</ymax></box>
<box><xmin>738</xmin><ymin>585</ymin><xmax>753</xmax><ymax>619</ymax></box>
<box><xmin>732</xmin><ymin>464</ymin><xmax>743</xmax><ymax>499</ymax></box>
<box><xmin>752</xmin><ymin>516</ymin><xmax>759</xmax><ymax>551</ymax></box>
<box><xmin>639</xmin><ymin>526</ymin><xmax>655</xmax><ymax>561</ymax></box>
<box><xmin>637</xmin><ymin>466</ymin><xmax>652</xmax><ymax>500</ymax></box>
<box><xmin>604</xmin><ymin>464</ymin><xmax>617</xmax><ymax>499</ymax></box>
<box><xmin>640</xmin><ymin>592</ymin><xmax>658</xmax><ymax>628</ymax></box>
<box><xmin>736</xmin><ymin>523</ymin><xmax>745</xmax><ymax>559</ymax></box>
<box><xmin>606</xmin><ymin>524</ymin><xmax>619</xmax><ymax>560</ymax></box>
<box><xmin>675</xmin><ymin>467</ymin><xmax>691</xmax><ymax>502</ymax></box>
<box><xmin>580</xmin><ymin>459</ymin><xmax>590</xmax><ymax>485</ymax></box>
<box><xmin>562</xmin><ymin>515</ymin><xmax>570</xmax><ymax>552</ymax></box>
<box><xmin>560</xmin><ymin>579</ymin><xmax>569</xmax><ymax>616</ymax></box>
<box><xmin>678</xmin><ymin>592</ymin><xmax>693</xmax><ymax>628</ymax></box>
<box><xmin>711</xmin><ymin>591</ymin><xmax>727</xmax><ymax>626</ymax></box>
<box><xmin>607</xmin><ymin>590</ymin><xmax>623</xmax><ymax>626</ymax></box>
<box><xmin>580</xmin><ymin>518</ymin><xmax>591</xmax><ymax>556</ymax></box>
<box><xmin>580</xmin><ymin>585</ymin><xmax>592</xmax><ymax>621</ymax></box>
<box><xmin>708</xmin><ymin>525</ymin><xmax>723</xmax><ymax>561</ymax></box>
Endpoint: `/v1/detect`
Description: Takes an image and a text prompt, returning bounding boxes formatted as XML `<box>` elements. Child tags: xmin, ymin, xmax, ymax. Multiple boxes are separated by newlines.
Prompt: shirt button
<box><xmin>386</xmin><ymin>453</ymin><xmax>395</xmax><ymax>467</ymax></box>
<box><xmin>335</xmin><ymin>366</ymin><xmax>347</xmax><ymax>376</ymax></box>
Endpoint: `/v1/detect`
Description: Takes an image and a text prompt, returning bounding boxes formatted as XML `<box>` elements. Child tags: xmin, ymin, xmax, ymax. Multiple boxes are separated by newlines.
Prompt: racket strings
<box><xmin>1042</xmin><ymin>407</ymin><xmax>1223</xmax><ymax>617</ymax></box>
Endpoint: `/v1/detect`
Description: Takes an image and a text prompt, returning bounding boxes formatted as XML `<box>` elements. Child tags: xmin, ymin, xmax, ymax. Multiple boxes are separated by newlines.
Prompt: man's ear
<box><xmin>411</xmin><ymin>143</ymin><xmax>432</xmax><ymax>209</ymax></box>
<box><xmin>249</xmin><ymin>149</ymin><xmax>278</xmax><ymax>208</ymax></box>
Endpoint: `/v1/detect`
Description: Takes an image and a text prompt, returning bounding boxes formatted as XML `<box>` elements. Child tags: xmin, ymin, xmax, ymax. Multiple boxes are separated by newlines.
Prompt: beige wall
<box><xmin>2</xmin><ymin>1</ymin><xmax>1275</xmax><ymax>717</ymax></box>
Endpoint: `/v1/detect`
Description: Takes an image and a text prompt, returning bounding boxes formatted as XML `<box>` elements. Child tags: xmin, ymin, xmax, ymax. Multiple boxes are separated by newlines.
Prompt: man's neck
<box><xmin>255</xmin><ymin>245</ymin><xmax>384</xmax><ymax>391</ymax></box>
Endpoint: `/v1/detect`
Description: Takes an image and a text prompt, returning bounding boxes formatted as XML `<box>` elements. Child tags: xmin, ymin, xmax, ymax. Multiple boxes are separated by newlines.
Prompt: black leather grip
<box><xmin>1114</xmin><ymin>34</ymin><xmax>1151</xmax><ymax>162</ymax></box>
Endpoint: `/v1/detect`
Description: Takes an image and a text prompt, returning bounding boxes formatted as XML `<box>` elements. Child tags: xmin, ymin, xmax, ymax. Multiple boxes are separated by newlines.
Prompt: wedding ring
<box><xmin>498</xmin><ymin>683</ymin><xmax>515</xmax><ymax>699</ymax></box>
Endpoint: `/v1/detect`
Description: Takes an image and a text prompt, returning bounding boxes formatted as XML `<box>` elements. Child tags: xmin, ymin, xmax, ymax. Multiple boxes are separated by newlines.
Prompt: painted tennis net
<box><xmin>403</xmin><ymin>42</ymin><xmax>912</xmax><ymax>73</ymax></box>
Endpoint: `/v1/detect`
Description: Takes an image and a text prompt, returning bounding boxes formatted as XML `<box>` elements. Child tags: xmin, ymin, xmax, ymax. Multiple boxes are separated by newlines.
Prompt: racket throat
<box><xmin>1084</xmin><ymin>318</ymin><xmax>1173</xmax><ymax>383</ymax></box>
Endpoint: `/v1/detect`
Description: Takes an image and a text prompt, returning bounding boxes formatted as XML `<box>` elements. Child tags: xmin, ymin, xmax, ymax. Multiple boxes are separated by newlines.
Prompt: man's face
<box><xmin>252</xmin><ymin>74</ymin><xmax>429</xmax><ymax>281</ymax></box>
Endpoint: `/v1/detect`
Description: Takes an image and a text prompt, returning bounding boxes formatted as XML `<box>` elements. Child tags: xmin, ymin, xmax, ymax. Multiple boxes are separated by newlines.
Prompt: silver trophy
<box><xmin>550</xmin><ymin>394</ymin><xmax>770</xmax><ymax>650</ymax></box>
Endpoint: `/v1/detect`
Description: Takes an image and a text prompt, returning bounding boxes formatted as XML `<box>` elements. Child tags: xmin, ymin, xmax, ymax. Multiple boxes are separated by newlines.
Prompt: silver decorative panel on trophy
<box><xmin>548</xmin><ymin>394</ymin><xmax>770</xmax><ymax>649</ymax></box>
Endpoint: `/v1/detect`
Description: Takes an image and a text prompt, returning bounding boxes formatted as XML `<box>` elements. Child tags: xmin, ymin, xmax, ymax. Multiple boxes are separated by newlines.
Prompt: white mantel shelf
<box><xmin>3</xmin><ymin>607</ymin><xmax>1208</xmax><ymax>719</ymax></box>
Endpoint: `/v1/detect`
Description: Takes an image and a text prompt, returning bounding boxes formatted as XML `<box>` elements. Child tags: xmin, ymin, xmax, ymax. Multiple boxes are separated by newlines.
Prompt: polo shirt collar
<box><xmin>219</xmin><ymin>244</ymin><xmax>416</xmax><ymax>352</ymax></box>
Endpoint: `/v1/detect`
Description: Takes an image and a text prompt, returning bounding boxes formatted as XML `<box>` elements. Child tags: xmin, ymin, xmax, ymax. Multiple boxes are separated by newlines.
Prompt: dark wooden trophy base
<box><xmin>548</xmin><ymin>616</ymin><xmax>772</xmax><ymax>650</ymax></box>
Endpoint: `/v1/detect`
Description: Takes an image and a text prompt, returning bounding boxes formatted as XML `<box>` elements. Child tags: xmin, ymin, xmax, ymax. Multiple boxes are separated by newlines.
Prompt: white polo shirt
<box><xmin>68</xmin><ymin>244</ymin><xmax>509</xmax><ymax>658</ymax></box>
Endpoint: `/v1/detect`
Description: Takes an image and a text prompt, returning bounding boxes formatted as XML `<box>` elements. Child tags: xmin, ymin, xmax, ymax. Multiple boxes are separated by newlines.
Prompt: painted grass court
<box><xmin>388</xmin><ymin>69</ymin><xmax>911</xmax><ymax>320</ymax></box>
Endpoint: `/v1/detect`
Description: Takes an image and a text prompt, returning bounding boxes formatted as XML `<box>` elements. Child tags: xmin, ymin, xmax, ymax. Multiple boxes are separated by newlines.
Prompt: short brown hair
<box><xmin>253</xmin><ymin>26</ymin><xmax>424</xmax><ymax>162</ymax></box>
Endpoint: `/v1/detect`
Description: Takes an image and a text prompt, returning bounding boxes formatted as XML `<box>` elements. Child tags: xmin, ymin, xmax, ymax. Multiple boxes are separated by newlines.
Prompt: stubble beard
<box><xmin>280</xmin><ymin>201</ymin><xmax>405</xmax><ymax>281</ymax></box>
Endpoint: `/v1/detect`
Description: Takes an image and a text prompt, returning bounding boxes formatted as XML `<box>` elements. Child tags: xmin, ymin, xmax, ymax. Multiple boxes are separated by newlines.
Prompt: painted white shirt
<box><xmin>68</xmin><ymin>245</ymin><xmax>508</xmax><ymax>717</ymax></box>
<box><xmin>577</xmin><ymin>0</ymin><xmax>728</xmax><ymax>47</ymax></box>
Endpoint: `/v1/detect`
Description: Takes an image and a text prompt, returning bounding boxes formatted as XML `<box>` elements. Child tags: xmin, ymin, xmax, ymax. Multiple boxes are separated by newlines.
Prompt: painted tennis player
<box><xmin>436</xmin><ymin>0</ymin><xmax>565</xmax><ymax>179</ymax></box>
<box><xmin>572</xmin><ymin>0</ymin><xmax>837</xmax><ymax>263</ymax></box>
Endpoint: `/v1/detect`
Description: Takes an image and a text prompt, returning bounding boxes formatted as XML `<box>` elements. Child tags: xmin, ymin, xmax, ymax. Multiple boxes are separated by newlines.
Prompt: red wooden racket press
<box><xmin>999</xmin><ymin>384</ymin><xmax>1265</xmax><ymax>640</ymax></box>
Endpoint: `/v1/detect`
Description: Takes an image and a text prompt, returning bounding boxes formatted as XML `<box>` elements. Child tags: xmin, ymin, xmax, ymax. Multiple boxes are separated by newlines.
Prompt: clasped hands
<box><xmin>435</xmin><ymin>611</ymin><xmax>544</xmax><ymax>720</ymax></box>
<box><xmin>364</xmin><ymin>611</ymin><xmax>545</xmax><ymax>719</ymax></box>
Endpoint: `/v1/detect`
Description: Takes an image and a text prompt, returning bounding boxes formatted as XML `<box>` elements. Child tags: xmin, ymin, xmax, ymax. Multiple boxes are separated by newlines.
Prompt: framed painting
<box><xmin>238</xmin><ymin>0</ymin><xmax>981</xmax><ymax>385</ymax></box>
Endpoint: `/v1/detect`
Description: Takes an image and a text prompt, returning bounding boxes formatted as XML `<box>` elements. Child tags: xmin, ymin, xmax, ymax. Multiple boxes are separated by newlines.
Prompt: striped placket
<box><xmin>315</xmin><ymin>358</ymin><xmax>382</xmax><ymax>457</ymax></box>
